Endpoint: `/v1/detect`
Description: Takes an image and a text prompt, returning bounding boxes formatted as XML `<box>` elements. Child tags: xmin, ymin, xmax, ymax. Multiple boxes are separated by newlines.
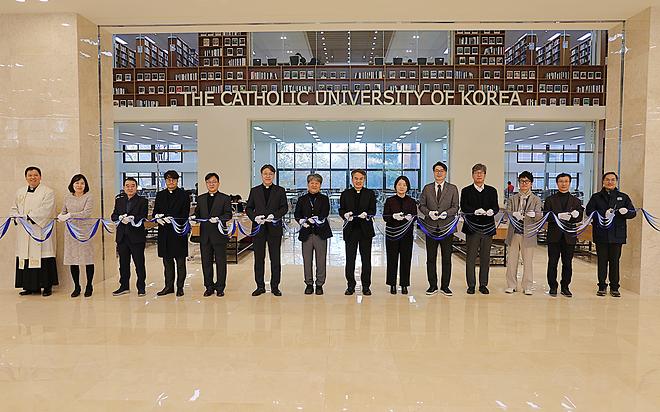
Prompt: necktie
<box><xmin>436</xmin><ymin>184</ymin><xmax>442</xmax><ymax>204</ymax></box>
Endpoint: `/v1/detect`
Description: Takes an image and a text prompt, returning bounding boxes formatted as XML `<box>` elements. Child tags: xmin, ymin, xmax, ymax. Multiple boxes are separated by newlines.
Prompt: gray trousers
<box><xmin>505</xmin><ymin>234</ymin><xmax>535</xmax><ymax>291</ymax></box>
<box><xmin>302</xmin><ymin>234</ymin><xmax>327</xmax><ymax>286</ymax></box>
<box><xmin>465</xmin><ymin>233</ymin><xmax>493</xmax><ymax>288</ymax></box>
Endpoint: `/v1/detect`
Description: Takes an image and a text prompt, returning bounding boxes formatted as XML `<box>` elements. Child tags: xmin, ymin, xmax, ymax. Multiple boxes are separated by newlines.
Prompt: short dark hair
<box><xmin>124</xmin><ymin>177</ymin><xmax>138</xmax><ymax>186</ymax></box>
<box><xmin>205</xmin><ymin>172</ymin><xmax>219</xmax><ymax>182</ymax></box>
<box><xmin>472</xmin><ymin>163</ymin><xmax>487</xmax><ymax>174</ymax></box>
<box><xmin>164</xmin><ymin>170</ymin><xmax>180</xmax><ymax>180</ymax></box>
<box><xmin>307</xmin><ymin>173</ymin><xmax>323</xmax><ymax>183</ymax></box>
<box><xmin>260</xmin><ymin>164</ymin><xmax>276</xmax><ymax>174</ymax></box>
<box><xmin>602</xmin><ymin>171</ymin><xmax>618</xmax><ymax>181</ymax></box>
<box><xmin>351</xmin><ymin>169</ymin><xmax>366</xmax><ymax>178</ymax></box>
<box><xmin>518</xmin><ymin>171</ymin><xmax>534</xmax><ymax>182</ymax></box>
<box><xmin>394</xmin><ymin>175</ymin><xmax>410</xmax><ymax>192</ymax></box>
<box><xmin>555</xmin><ymin>173</ymin><xmax>572</xmax><ymax>183</ymax></box>
<box><xmin>25</xmin><ymin>166</ymin><xmax>41</xmax><ymax>176</ymax></box>
<box><xmin>433</xmin><ymin>161</ymin><xmax>447</xmax><ymax>172</ymax></box>
<box><xmin>68</xmin><ymin>174</ymin><xmax>90</xmax><ymax>194</ymax></box>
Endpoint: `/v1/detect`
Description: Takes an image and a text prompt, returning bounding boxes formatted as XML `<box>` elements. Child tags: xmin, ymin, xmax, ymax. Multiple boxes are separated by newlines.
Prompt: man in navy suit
<box><xmin>111</xmin><ymin>177</ymin><xmax>149</xmax><ymax>297</ymax></box>
<box><xmin>246</xmin><ymin>164</ymin><xmax>289</xmax><ymax>296</ymax></box>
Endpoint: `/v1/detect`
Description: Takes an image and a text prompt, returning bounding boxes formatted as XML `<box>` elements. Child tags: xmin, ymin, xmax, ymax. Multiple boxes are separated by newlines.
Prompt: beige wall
<box><xmin>0</xmin><ymin>13</ymin><xmax>114</xmax><ymax>289</ymax></box>
<box><xmin>114</xmin><ymin>105</ymin><xmax>605</xmax><ymax>197</ymax></box>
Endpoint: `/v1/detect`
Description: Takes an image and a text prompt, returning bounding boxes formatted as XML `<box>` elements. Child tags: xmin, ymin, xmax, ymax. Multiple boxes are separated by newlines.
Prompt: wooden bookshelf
<box><xmin>168</xmin><ymin>36</ymin><xmax>198</xmax><ymax>67</ymax></box>
<box><xmin>505</xmin><ymin>34</ymin><xmax>537</xmax><ymax>65</ymax></box>
<box><xmin>114</xmin><ymin>40</ymin><xmax>135</xmax><ymax>68</ymax></box>
<box><xmin>198</xmin><ymin>32</ymin><xmax>248</xmax><ymax>68</ymax></box>
<box><xmin>136</xmin><ymin>37</ymin><xmax>168</xmax><ymax>68</ymax></box>
<box><xmin>454</xmin><ymin>31</ymin><xmax>504</xmax><ymax>65</ymax></box>
<box><xmin>571</xmin><ymin>40</ymin><xmax>592</xmax><ymax>66</ymax></box>
<box><xmin>536</xmin><ymin>34</ymin><xmax>571</xmax><ymax>66</ymax></box>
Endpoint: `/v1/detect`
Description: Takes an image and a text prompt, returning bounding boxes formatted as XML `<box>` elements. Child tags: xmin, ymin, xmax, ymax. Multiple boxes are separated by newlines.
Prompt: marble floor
<box><xmin>1</xmin><ymin>232</ymin><xmax>660</xmax><ymax>411</ymax></box>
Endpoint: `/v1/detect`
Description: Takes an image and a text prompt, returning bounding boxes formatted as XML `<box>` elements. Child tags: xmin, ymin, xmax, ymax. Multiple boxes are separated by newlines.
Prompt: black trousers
<box><xmin>163</xmin><ymin>256</ymin><xmax>187</xmax><ymax>290</ymax></box>
<box><xmin>596</xmin><ymin>243</ymin><xmax>622</xmax><ymax>291</ymax></box>
<box><xmin>253</xmin><ymin>234</ymin><xmax>282</xmax><ymax>289</ymax></box>
<box><xmin>70</xmin><ymin>264</ymin><xmax>94</xmax><ymax>287</ymax></box>
<box><xmin>345</xmin><ymin>237</ymin><xmax>373</xmax><ymax>289</ymax></box>
<box><xmin>200</xmin><ymin>240</ymin><xmax>227</xmax><ymax>291</ymax></box>
<box><xmin>465</xmin><ymin>233</ymin><xmax>493</xmax><ymax>288</ymax></box>
<box><xmin>386</xmin><ymin>234</ymin><xmax>413</xmax><ymax>287</ymax></box>
<box><xmin>117</xmin><ymin>241</ymin><xmax>146</xmax><ymax>291</ymax></box>
<box><xmin>425</xmin><ymin>235</ymin><xmax>453</xmax><ymax>289</ymax></box>
<box><xmin>546</xmin><ymin>237</ymin><xmax>575</xmax><ymax>289</ymax></box>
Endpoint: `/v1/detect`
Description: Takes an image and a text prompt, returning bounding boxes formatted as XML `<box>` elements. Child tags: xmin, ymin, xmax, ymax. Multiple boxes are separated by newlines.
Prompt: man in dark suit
<box><xmin>543</xmin><ymin>173</ymin><xmax>583</xmax><ymax>297</ymax></box>
<box><xmin>193</xmin><ymin>172</ymin><xmax>233</xmax><ymax>297</ymax></box>
<box><xmin>339</xmin><ymin>169</ymin><xmax>377</xmax><ymax>296</ymax></box>
<box><xmin>418</xmin><ymin>161</ymin><xmax>459</xmax><ymax>296</ymax></box>
<box><xmin>153</xmin><ymin>170</ymin><xmax>191</xmax><ymax>297</ymax></box>
<box><xmin>111</xmin><ymin>177</ymin><xmax>149</xmax><ymax>296</ymax></box>
<box><xmin>460</xmin><ymin>163</ymin><xmax>500</xmax><ymax>295</ymax></box>
<box><xmin>294</xmin><ymin>173</ymin><xmax>332</xmax><ymax>295</ymax></box>
<box><xmin>586</xmin><ymin>172</ymin><xmax>636</xmax><ymax>297</ymax></box>
<box><xmin>246</xmin><ymin>164</ymin><xmax>289</xmax><ymax>296</ymax></box>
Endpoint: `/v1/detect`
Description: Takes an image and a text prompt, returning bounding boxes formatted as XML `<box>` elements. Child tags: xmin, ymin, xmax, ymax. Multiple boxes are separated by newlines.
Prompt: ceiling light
<box><xmin>570</xmin><ymin>136</ymin><xmax>584</xmax><ymax>140</ymax></box>
<box><xmin>140</xmin><ymin>124</ymin><xmax>145</xmax><ymax>127</ymax></box>
<box><xmin>547</xmin><ymin>32</ymin><xmax>562</xmax><ymax>42</ymax></box>
<box><xmin>358</xmin><ymin>125</ymin><xmax>365</xmax><ymax>130</ymax></box>
<box><xmin>578</xmin><ymin>33</ymin><xmax>592</xmax><ymax>41</ymax></box>
<box><xmin>310</xmin><ymin>131</ymin><xmax>317</xmax><ymax>135</ymax></box>
<box><xmin>117</xmin><ymin>139</ymin><xmax>128</xmax><ymax>143</ymax></box>
<box><xmin>149</xmin><ymin>127</ymin><xmax>163</xmax><ymax>132</ymax></box>
<box><xmin>513</xmin><ymin>126</ymin><xmax>526</xmax><ymax>131</ymax></box>
<box><xmin>262</xmin><ymin>131</ymin><xmax>270</xmax><ymax>135</ymax></box>
<box><xmin>564</xmin><ymin>127</ymin><xmax>581</xmax><ymax>131</ymax></box>
<box><xmin>527</xmin><ymin>135</ymin><xmax>540</xmax><ymax>139</ymax></box>
<box><xmin>253</xmin><ymin>126</ymin><xmax>263</xmax><ymax>131</ymax></box>
<box><xmin>16</xmin><ymin>0</ymin><xmax>26</xmax><ymax>2</ymax></box>
<box><xmin>182</xmin><ymin>135</ymin><xmax>193</xmax><ymax>139</ymax></box>
<box><xmin>514</xmin><ymin>139</ymin><xmax>524</xmax><ymax>143</ymax></box>
<box><xmin>121</xmin><ymin>132</ymin><xmax>135</xmax><ymax>136</ymax></box>
<box><xmin>505</xmin><ymin>142</ymin><xmax>511</xmax><ymax>145</ymax></box>
<box><xmin>172</xmin><ymin>124</ymin><xmax>179</xmax><ymax>131</ymax></box>
<box><xmin>306</xmin><ymin>126</ymin><xmax>314</xmax><ymax>131</ymax></box>
<box><xmin>157</xmin><ymin>139</ymin><xmax>167</xmax><ymax>143</ymax></box>
<box><xmin>140</xmin><ymin>136</ymin><xmax>152</xmax><ymax>140</ymax></box>
<box><xmin>529</xmin><ymin>123</ymin><xmax>535</xmax><ymax>126</ymax></box>
<box><xmin>410</xmin><ymin>126</ymin><xmax>419</xmax><ymax>130</ymax></box>
<box><xmin>544</xmin><ymin>131</ymin><xmax>558</xmax><ymax>136</ymax></box>
<box><xmin>61</xmin><ymin>23</ymin><xmax>71</xmax><ymax>27</ymax></box>
<box><xmin>553</xmin><ymin>139</ymin><xmax>565</xmax><ymax>143</ymax></box>
<box><xmin>403</xmin><ymin>131</ymin><xmax>412</xmax><ymax>135</ymax></box>
<box><xmin>168</xmin><ymin>132</ymin><xmax>178</xmax><ymax>136</ymax></box>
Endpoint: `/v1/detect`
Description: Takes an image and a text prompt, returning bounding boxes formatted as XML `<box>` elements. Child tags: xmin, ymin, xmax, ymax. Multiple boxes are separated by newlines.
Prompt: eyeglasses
<box><xmin>519</xmin><ymin>179</ymin><xmax>531</xmax><ymax>184</ymax></box>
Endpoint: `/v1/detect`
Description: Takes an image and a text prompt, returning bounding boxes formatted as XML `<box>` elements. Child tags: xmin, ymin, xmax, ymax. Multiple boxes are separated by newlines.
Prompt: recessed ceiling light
<box><xmin>553</xmin><ymin>139</ymin><xmax>565</xmax><ymax>142</ymax></box>
<box><xmin>168</xmin><ymin>132</ymin><xmax>178</xmax><ymax>136</ymax></box>
<box><xmin>157</xmin><ymin>139</ymin><xmax>167</xmax><ymax>143</ymax></box>
<box><xmin>570</xmin><ymin>135</ymin><xmax>584</xmax><ymax>140</ymax></box>
<box><xmin>410</xmin><ymin>126</ymin><xmax>419</xmax><ymax>130</ymax></box>
<box><xmin>149</xmin><ymin>127</ymin><xmax>163</xmax><ymax>132</ymax></box>
<box><xmin>527</xmin><ymin>135</ymin><xmax>540</xmax><ymax>139</ymax></box>
<box><xmin>117</xmin><ymin>139</ymin><xmax>128</xmax><ymax>143</ymax></box>
<box><xmin>140</xmin><ymin>124</ymin><xmax>145</xmax><ymax>127</ymax></box>
<box><xmin>564</xmin><ymin>127</ymin><xmax>581</xmax><ymax>131</ymax></box>
<box><xmin>544</xmin><ymin>131</ymin><xmax>558</xmax><ymax>136</ymax></box>
<box><xmin>403</xmin><ymin>131</ymin><xmax>412</xmax><ymax>135</ymax></box>
<box><xmin>121</xmin><ymin>132</ymin><xmax>135</xmax><ymax>136</ymax></box>
<box><xmin>514</xmin><ymin>139</ymin><xmax>524</xmax><ymax>143</ymax></box>
<box><xmin>262</xmin><ymin>131</ymin><xmax>270</xmax><ymax>135</ymax></box>
<box><xmin>305</xmin><ymin>126</ymin><xmax>314</xmax><ymax>131</ymax></box>
<box><xmin>182</xmin><ymin>135</ymin><xmax>193</xmax><ymax>139</ymax></box>
<box><xmin>140</xmin><ymin>136</ymin><xmax>152</xmax><ymax>140</ymax></box>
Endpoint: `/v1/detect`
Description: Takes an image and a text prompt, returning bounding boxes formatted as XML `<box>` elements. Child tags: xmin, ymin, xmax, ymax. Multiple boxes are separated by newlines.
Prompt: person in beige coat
<box><xmin>504</xmin><ymin>171</ymin><xmax>543</xmax><ymax>295</ymax></box>
<box><xmin>58</xmin><ymin>174</ymin><xmax>95</xmax><ymax>298</ymax></box>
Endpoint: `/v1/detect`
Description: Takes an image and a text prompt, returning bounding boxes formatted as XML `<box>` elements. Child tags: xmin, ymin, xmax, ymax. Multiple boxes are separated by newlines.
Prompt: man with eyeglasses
<box><xmin>585</xmin><ymin>172</ymin><xmax>636</xmax><ymax>297</ymax></box>
<box><xmin>504</xmin><ymin>171</ymin><xmax>543</xmax><ymax>295</ymax></box>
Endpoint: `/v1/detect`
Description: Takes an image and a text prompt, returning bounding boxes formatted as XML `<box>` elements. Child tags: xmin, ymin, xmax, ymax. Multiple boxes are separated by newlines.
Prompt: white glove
<box><xmin>298</xmin><ymin>218</ymin><xmax>306</xmax><ymax>226</ymax></box>
<box><xmin>302</xmin><ymin>222</ymin><xmax>310</xmax><ymax>228</ymax></box>
<box><xmin>154</xmin><ymin>213</ymin><xmax>165</xmax><ymax>219</ymax></box>
<box><xmin>188</xmin><ymin>215</ymin><xmax>196</xmax><ymax>222</ymax></box>
<box><xmin>266</xmin><ymin>214</ymin><xmax>275</xmax><ymax>222</ymax></box>
<box><xmin>255</xmin><ymin>215</ymin><xmax>266</xmax><ymax>225</ymax></box>
<box><xmin>474</xmin><ymin>208</ymin><xmax>486</xmax><ymax>216</ymax></box>
<box><xmin>343</xmin><ymin>211</ymin><xmax>353</xmax><ymax>221</ymax></box>
<box><xmin>393</xmin><ymin>212</ymin><xmax>405</xmax><ymax>221</ymax></box>
<box><xmin>439</xmin><ymin>211</ymin><xmax>448</xmax><ymax>220</ymax></box>
<box><xmin>605</xmin><ymin>209</ymin><xmax>615</xmax><ymax>219</ymax></box>
<box><xmin>118</xmin><ymin>214</ymin><xmax>127</xmax><ymax>221</ymax></box>
<box><xmin>358</xmin><ymin>212</ymin><xmax>368</xmax><ymax>219</ymax></box>
<box><xmin>404</xmin><ymin>214</ymin><xmax>413</xmax><ymax>221</ymax></box>
<box><xmin>156</xmin><ymin>218</ymin><xmax>166</xmax><ymax>225</ymax></box>
<box><xmin>121</xmin><ymin>216</ymin><xmax>131</xmax><ymax>224</ymax></box>
<box><xmin>163</xmin><ymin>217</ymin><xmax>173</xmax><ymax>224</ymax></box>
<box><xmin>308</xmin><ymin>216</ymin><xmax>319</xmax><ymax>224</ymax></box>
<box><xmin>428</xmin><ymin>210</ymin><xmax>440</xmax><ymax>221</ymax></box>
<box><xmin>209</xmin><ymin>217</ymin><xmax>220</xmax><ymax>224</ymax></box>
<box><xmin>526</xmin><ymin>211</ymin><xmax>536</xmax><ymax>218</ymax></box>
<box><xmin>486</xmin><ymin>209</ymin><xmax>495</xmax><ymax>217</ymax></box>
<box><xmin>618</xmin><ymin>207</ymin><xmax>628</xmax><ymax>215</ymax></box>
<box><xmin>57</xmin><ymin>213</ymin><xmax>71</xmax><ymax>222</ymax></box>
<box><xmin>558</xmin><ymin>212</ymin><xmax>571</xmax><ymax>221</ymax></box>
<box><xmin>571</xmin><ymin>210</ymin><xmax>580</xmax><ymax>219</ymax></box>
<box><xmin>512</xmin><ymin>211</ymin><xmax>523</xmax><ymax>220</ymax></box>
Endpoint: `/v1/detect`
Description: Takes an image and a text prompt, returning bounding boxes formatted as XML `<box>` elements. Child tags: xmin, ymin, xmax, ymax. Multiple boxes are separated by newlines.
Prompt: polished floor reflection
<box><xmin>1</xmin><ymin>232</ymin><xmax>660</xmax><ymax>411</ymax></box>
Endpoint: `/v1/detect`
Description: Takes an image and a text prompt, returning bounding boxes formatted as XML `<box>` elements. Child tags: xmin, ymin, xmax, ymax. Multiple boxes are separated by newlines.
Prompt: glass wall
<box><xmin>504</xmin><ymin>121</ymin><xmax>596</xmax><ymax>202</ymax></box>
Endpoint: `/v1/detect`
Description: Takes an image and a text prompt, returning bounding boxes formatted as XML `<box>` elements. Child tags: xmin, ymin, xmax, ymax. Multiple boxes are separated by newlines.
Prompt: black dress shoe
<box><xmin>479</xmin><ymin>286</ymin><xmax>490</xmax><ymax>295</ymax></box>
<box><xmin>549</xmin><ymin>288</ymin><xmax>558</xmax><ymax>297</ymax></box>
<box><xmin>157</xmin><ymin>288</ymin><xmax>174</xmax><ymax>296</ymax></box>
<box><xmin>19</xmin><ymin>290</ymin><xmax>33</xmax><ymax>296</ymax></box>
<box><xmin>425</xmin><ymin>286</ymin><xmax>438</xmax><ymax>295</ymax></box>
<box><xmin>112</xmin><ymin>288</ymin><xmax>129</xmax><ymax>296</ymax></box>
<box><xmin>440</xmin><ymin>287</ymin><xmax>453</xmax><ymax>296</ymax></box>
<box><xmin>363</xmin><ymin>288</ymin><xmax>372</xmax><ymax>296</ymax></box>
<box><xmin>305</xmin><ymin>285</ymin><xmax>314</xmax><ymax>295</ymax></box>
<box><xmin>84</xmin><ymin>285</ymin><xmax>93</xmax><ymax>297</ymax></box>
<box><xmin>401</xmin><ymin>286</ymin><xmax>408</xmax><ymax>295</ymax></box>
<box><xmin>467</xmin><ymin>287</ymin><xmax>475</xmax><ymax>295</ymax></box>
<box><xmin>216</xmin><ymin>290</ymin><xmax>225</xmax><ymax>297</ymax></box>
<box><xmin>345</xmin><ymin>288</ymin><xmax>355</xmax><ymax>295</ymax></box>
<box><xmin>137</xmin><ymin>290</ymin><xmax>146</xmax><ymax>297</ymax></box>
<box><xmin>42</xmin><ymin>288</ymin><xmax>52</xmax><ymax>297</ymax></box>
<box><xmin>561</xmin><ymin>288</ymin><xmax>573</xmax><ymax>298</ymax></box>
<box><xmin>176</xmin><ymin>289</ymin><xmax>184</xmax><ymax>297</ymax></box>
<box><xmin>252</xmin><ymin>288</ymin><xmax>266</xmax><ymax>296</ymax></box>
<box><xmin>203</xmin><ymin>289</ymin><xmax>214</xmax><ymax>297</ymax></box>
<box><xmin>390</xmin><ymin>285</ymin><xmax>397</xmax><ymax>294</ymax></box>
<box><xmin>315</xmin><ymin>286</ymin><xmax>324</xmax><ymax>295</ymax></box>
<box><xmin>272</xmin><ymin>288</ymin><xmax>282</xmax><ymax>296</ymax></box>
<box><xmin>610</xmin><ymin>290</ymin><xmax>621</xmax><ymax>298</ymax></box>
<box><xmin>71</xmin><ymin>286</ymin><xmax>81</xmax><ymax>298</ymax></box>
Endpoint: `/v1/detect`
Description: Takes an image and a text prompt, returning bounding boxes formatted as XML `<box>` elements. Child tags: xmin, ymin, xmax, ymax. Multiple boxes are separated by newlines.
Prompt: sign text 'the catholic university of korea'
<box><xmin>180</xmin><ymin>90</ymin><xmax>523</xmax><ymax>107</ymax></box>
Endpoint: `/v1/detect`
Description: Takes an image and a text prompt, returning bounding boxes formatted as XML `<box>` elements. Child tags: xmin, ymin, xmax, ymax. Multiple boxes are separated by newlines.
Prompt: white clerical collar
<box><xmin>263</xmin><ymin>184</ymin><xmax>272</xmax><ymax>189</ymax></box>
<box><xmin>474</xmin><ymin>184</ymin><xmax>484</xmax><ymax>192</ymax></box>
<box><xmin>209</xmin><ymin>192</ymin><xmax>216</xmax><ymax>196</ymax></box>
<box><xmin>168</xmin><ymin>190</ymin><xmax>174</xmax><ymax>193</ymax></box>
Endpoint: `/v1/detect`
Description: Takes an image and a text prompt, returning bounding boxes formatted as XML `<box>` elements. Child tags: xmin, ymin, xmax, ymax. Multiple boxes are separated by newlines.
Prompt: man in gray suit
<box><xmin>418</xmin><ymin>161</ymin><xmax>459</xmax><ymax>296</ymax></box>
<box><xmin>504</xmin><ymin>171</ymin><xmax>543</xmax><ymax>295</ymax></box>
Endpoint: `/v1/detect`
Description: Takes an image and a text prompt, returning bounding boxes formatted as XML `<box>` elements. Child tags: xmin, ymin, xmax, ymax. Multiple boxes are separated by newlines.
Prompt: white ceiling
<box><xmin>504</xmin><ymin>121</ymin><xmax>594</xmax><ymax>147</ymax></box>
<box><xmin>0</xmin><ymin>0</ymin><xmax>652</xmax><ymax>26</ymax></box>
<box><xmin>115</xmin><ymin>122</ymin><xmax>198</xmax><ymax>147</ymax></box>
<box><xmin>251</xmin><ymin>120</ymin><xmax>448</xmax><ymax>144</ymax></box>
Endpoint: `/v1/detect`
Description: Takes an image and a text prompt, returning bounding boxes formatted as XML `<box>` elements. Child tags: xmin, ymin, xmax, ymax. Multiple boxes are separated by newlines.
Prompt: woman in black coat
<box><xmin>153</xmin><ymin>170</ymin><xmax>191</xmax><ymax>296</ymax></box>
<box><xmin>585</xmin><ymin>172</ymin><xmax>636</xmax><ymax>297</ymax></box>
<box><xmin>383</xmin><ymin>176</ymin><xmax>418</xmax><ymax>294</ymax></box>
